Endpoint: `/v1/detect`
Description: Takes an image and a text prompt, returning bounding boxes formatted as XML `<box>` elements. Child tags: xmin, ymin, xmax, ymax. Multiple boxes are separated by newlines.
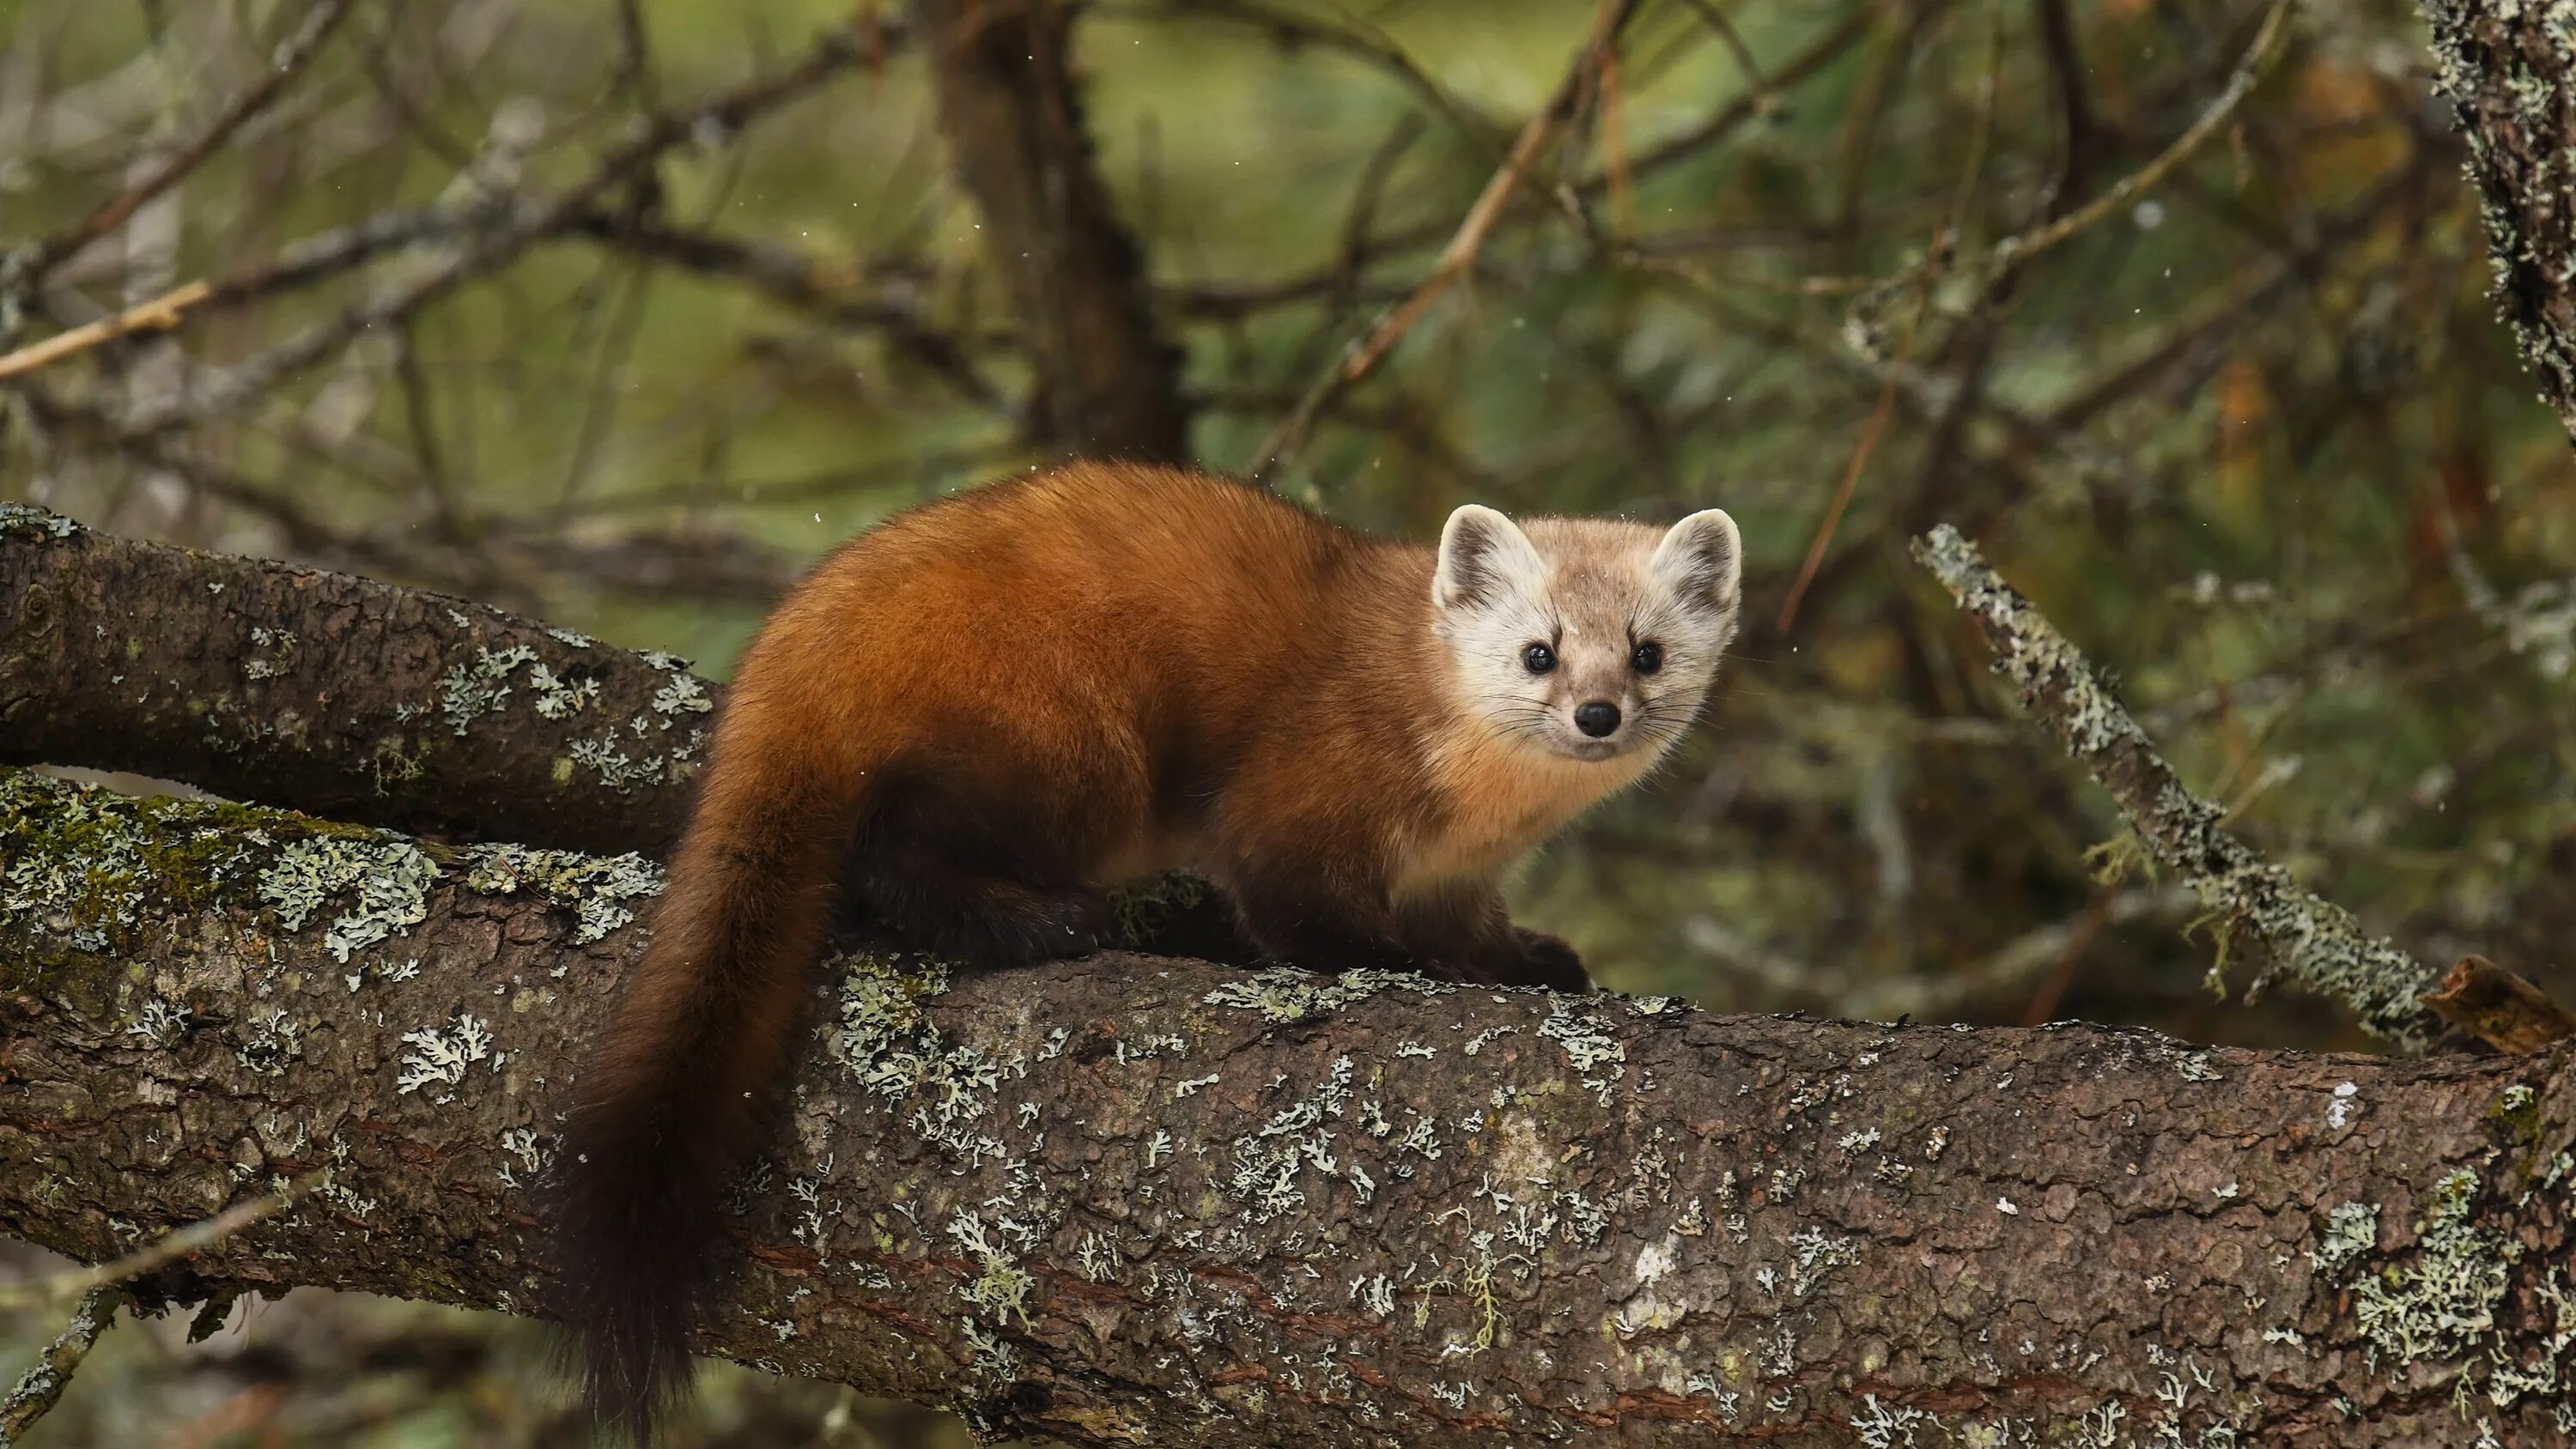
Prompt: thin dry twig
<box><xmin>0</xmin><ymin>279</ymin><xmax>213</xmax><ymax>382</ymax></box>
<box><xmin>1773</xmin><ymin>0</ymin><xmax>2005</xmax><ymax>634</ymax></box>
<box><xmin>1775</xmin><ymin>320</ymin><xmax>1914</xmax><ymax>632</ymax></box>
<box><xmin>10</xmin><ymin>0</ymin><xmax>359</xmax><ymax>288</ymax></box>
<box><xmin>1671</xmin><ymin>0</ymin><xmax>1777</xmax><ymax>110</ymax></box>
<box><xmin>0</xmin><ymin>1173</ymin><xmax>317</xmax><ymax>1312</ymax></box>
<box><xmin>1248</xmin><ymin>0</ymin><xmax>1641</xmax><ymax>481</ymax></box>
<box><xmin>0</xmin><ymin>1284</ymin><xmax>127</xmax><ymax>1446</ymax></box>
<box><xmin>1911</xmin><ymin>523</ymin><xmax>2453</xmax><ymax>1050</ymax></box>
<box><xmin>1974</xmin><ymin>0</ymin><xmax>2292</xmax><ymax>276</ymax></box>
<box><xmin>112</xmin><ymin>25</ymin><xmax>877</xmax><ymax>440</ymax></box>
<box><xmin>1802</xmin><ymin>0</ymin><xmax>2294</xmax><ymax>300</ymax></box>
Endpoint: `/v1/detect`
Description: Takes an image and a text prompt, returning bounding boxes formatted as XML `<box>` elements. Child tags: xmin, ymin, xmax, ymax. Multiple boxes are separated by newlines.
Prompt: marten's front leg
<box><xmin>1224</xmin><ymin>851</ymin><xmax>1419</xmax><ymax>976</ymax></box>
<box><xmin>1398</xmin><ymin>884</ymin><xmax>1593</xmax><ymax>992</ymax></box>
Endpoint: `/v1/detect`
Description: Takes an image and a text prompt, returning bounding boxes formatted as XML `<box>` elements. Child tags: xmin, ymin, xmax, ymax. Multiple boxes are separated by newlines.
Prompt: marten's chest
<box><xmin>1391</xmin><ymin>730</ymin><xmax>1654</xmax><ymax>898</ymax></box>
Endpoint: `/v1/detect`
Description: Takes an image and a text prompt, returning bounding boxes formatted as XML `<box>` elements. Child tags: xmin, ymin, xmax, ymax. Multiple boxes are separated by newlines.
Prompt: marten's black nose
<box><xmin>1574</xmin><ymin>701</ymin><xmax>1621</xmax><ymax>738</ymax></box>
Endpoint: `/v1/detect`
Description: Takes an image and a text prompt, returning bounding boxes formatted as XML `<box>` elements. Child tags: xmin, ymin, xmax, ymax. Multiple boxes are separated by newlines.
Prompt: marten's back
<box><xmin>727</xmin><ymin>463</ymin><xmax>1431</xmax><ymax>784</ymax></box>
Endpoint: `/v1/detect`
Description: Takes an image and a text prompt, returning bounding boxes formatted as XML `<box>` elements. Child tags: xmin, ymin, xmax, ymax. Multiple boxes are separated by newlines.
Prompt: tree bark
<box><xmin>0</xmin><ymin>503</ymin><xmax>711</xmax><ymax>856</ymax></box>
<box><xmin>2421</xmin><ymin>2</ymin><xmax>2576</xmax><ymax>444</ymax></box>
<box><xmin>3</xmin><ymin>762</ymin><xmax>2573</xmax><ymax>1446</ymax></box>
<box><xmin>915</xmin><ymin>0</ymin><xmax>1194</xmax><ymax>462</ymax></box>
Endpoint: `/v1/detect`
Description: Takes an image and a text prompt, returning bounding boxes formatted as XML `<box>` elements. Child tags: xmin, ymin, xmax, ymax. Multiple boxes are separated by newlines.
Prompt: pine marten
<box><xmin>554</xmin><ymin>461</ymin><xmax>1742</xmax><ymax>1438</ymax></box>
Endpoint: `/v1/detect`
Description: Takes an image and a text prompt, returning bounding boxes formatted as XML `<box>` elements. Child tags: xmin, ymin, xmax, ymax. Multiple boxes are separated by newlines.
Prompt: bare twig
<box><xmin>1671</xmin><ymin>0</ymin><xmax>1777</xmax><ymax>111</ymax></box>
<box><xmin>9</xmin><ymin>0</ymin><xmax>358</xmax><ymax>288</ymax></box>
<box><xmin>0</xmin><ymin>1173</ymin><xmax>317</xmax><ymax>1312</ymax></box>
<box><xmin>1910</xmin><ymin>524</ymin><xmax>2452</xmax><ymax>1049</ymax></box>
<box><xmin>1164</xmin><ymin>7</ymin><xmax>1873</xmax><ymax>328</ymax></box>
<box><xmin>1249</xmin><ymin>0</ymin><xmax>1641</xmax><ymax>481</ymax></box>
<box><xmin>0</xmin><ymin>1284</ymin><xmax>125</xmax><ymax>1446</ymax></box>
<box><xmin>1774</xmin><ymin>322</ymin><xmax>1913</xmax><ymax>633</ymax></box>
<box><xmin>0</xmin><ymin>278</ymin><xmax>210</xmax><ymax>381</ymax></box>
<box><xmin>564</xmin><ymin>218</ymin><xmax>1005</xmax><ymax>409</ymax></box>
<box><xmin>1710</xmin><ymin>0</ymin><xmax>2294</xmax><ymax>302</ymax></box>
<box><xmin>1969</xmin><ymin>0</ymin><xmax>2292</xmax><ymax>277</ymax></box>
<box><xmin>112</xmin><ymin>25</ymin><xmax>877</xmax><ymax>438</ymax></box>
<box><xmin>1773</xmin><ymin>0</ymin><xmax>2005</xmax><ymax>634</ymax></box>
<box><xmin>1104</xmin><ymin>0</ymin><xmax>1504</xmax><ymax>155</ymax></box>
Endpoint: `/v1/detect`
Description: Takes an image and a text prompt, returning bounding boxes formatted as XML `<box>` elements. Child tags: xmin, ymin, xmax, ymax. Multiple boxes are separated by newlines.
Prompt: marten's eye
<box><xmin>1522</xmin><ymin>642</ymin><xmax>1557</xmax><ymax>675</ymax></box>
<box><xmin>1631</xmin><ymin>641</ymin><xmax>1663</xmax><ymax>675</ymax></box>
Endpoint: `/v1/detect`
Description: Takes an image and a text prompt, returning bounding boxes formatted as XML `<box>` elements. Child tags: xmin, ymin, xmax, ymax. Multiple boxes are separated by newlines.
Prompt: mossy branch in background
<box><xmin>2421</xmin><ymin>0</ymin><xmax>2576</xmax><ymax>445</ymax></box>
<box><xmin>1911</xmin><ymin>523</ymin><xmax>2459</xmax><ymax>1050</ymax></box>
<box><xmin>0</xmin><ymin>1284</ymin><xmax>125</xmax><ymax>1446</ymax></box>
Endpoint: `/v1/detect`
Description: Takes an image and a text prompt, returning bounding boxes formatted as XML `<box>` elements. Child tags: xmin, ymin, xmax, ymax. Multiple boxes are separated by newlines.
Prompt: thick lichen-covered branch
<box><xmin>1911</xmin><ymin>524</ymin><xmax>2452</xmax><ymax>1050</ymax></box>
<box><xmin>2420</xmin><ymin>2</ymin><xmax>2576</xmax><ymax>446</ymax></box>
<box><xmin>5</xmin><ymin>766</ymin><xmax>2575</xmax><ymax>1446</ymax></box>
<box><xmin>0</xmin><ymin>503</ymin><xmax>714</xmax><ymax>855</ymax></box>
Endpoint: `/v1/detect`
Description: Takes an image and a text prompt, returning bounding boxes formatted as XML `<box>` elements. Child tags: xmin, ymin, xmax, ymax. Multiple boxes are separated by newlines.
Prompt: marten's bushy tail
<box><xmin>551</xmin><ymin>743</ymin><xmax>848</xmax><ymax>1444</ymax></box>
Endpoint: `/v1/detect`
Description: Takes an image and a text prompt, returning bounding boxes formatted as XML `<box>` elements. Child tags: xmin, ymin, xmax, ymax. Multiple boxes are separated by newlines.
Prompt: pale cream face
<box><xmin>1431</xmin><ymin>504</ymin><xmax>1742</xmax><ymax>765</ymax></box>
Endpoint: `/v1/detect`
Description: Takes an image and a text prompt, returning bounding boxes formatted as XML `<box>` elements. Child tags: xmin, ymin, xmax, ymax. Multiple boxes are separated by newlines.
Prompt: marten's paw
<box><xmin>980</xmin><ymin>883</ymin><xmax>1114</xmax><ymax>964</ymax></box>
<box><xmin>1506</xmin><ymin>928</ymin><xmax>1593</xmax><ymax>993</ymax></box>
<box><xmin>1413</xmin><ymin>931</ymin><xmax>1592</xmax><ymax>992</ymax></box>
<box><xmin>870</xmin><ymin>869</ymin><xmax>1113</xmax><ymax>967</ymax></box>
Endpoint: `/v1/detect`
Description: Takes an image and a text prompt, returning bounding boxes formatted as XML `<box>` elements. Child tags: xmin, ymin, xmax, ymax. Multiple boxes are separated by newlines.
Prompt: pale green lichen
<box><xmin>464</xmin><ymin>844</ymin><xmax>661</xmax><ymax>942</ymax></box>
<box><xmin>825</xmin><ymin>953</ymin><xmax>1014</xmax><ymax>1167</ymax></box>
<box><xmin>2312</xmin><ymin>1201</ymin><xmax>2380</xmax><ymax>1278</ymax></box>
<box><xmin>526</xmin><ymin>663</ymin><xmax>600</xmax><ymax>719</ymax></box>
<box><xmin>1788</xmin><ymin>1228</ymin><xmax>1861</xmax><ymax>1297</ymax></box>
<box><xmin>0</xmin><ymin>501</ymin><xmax>81</xmax><ymax>541</ymax></box>
<box><xmin>437</xmin><ymin>646</ymin><xmax>538</xmax><ymax>735</ymax></box>
<box><xmin>258</xmin><ymin>836</ymin><xmax>438</xmax><ymax>961</ymax></box>
<box><xmin>1106</xmin><ymin>871</ymin><xmax>1212</xmax><ymax>947</ymax></box>
<box><xmin>2344</xmin><ymin>1169</ymin><xmax>2518</xmax><ymax>1375</ymax></box>
<box><xmin>1201</xmin><ymin>966</ymin><xmax>1454</xmax><ymax>1024</ymax></box>
<box><xmin>234</xmin><ymin>1007</ymin><xmax>305</xmax><ymax>1077</ymax></box>
<box><xmin>395</xmin><ymin>1010</ymin><xmax>494</xmax><ymax>1094</ymax></box>
<box><xmin>1223</xmin><ymin>1054</ymin><xmax>1357</xmax><ymax>1222</ymax></box>
<box><xmin>1</xmin><ymin>771</ymin><xmax>273</xmax><ymax>974</ymax></box>
<box><xmin>567</xmin><ymin>729</ymin><xmax>698</xmax><ymax>793</ymax></box>
<box><xmin>948</xmin><ymin>1210</ymin><xmax>1035</xmax><ymax>1329</ymax></box>
<box><xmin>649</xmin><ymin>671</ymin><xmax>714</xmax><ymax>722</ymax></box>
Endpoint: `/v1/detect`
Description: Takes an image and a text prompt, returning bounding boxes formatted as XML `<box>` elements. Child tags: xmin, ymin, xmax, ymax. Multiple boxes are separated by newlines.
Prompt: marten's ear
<box><xmin>1649</xmin><ymin>508</ymin><xmax>1742</xmax><ymax>619</ymax></box>
<box><xmin>1435</xmin><ymin>505</ymin><xmax>1547</xmax><ymax>611</ymax></box>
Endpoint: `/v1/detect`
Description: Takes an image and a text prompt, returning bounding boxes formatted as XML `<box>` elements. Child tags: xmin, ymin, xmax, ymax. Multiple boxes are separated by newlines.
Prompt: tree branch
<box><xmin>2421</xmin><ymin>1</ymin><xmax>2576</xmax><ymax>445</ymax></box>
<box><xmin>0</xmin><ymin>1285</ymin><xmax>125</xmax><ymax>1444</ymax></box>
<box><xmin>4</xmin><ymin>0</ymin><xmax>358</xmax><ymax>294</ymax></box>
<box><xmin>915</xmin><ymin>0</ymin><xmax>1193</xmax><ymax>461</ymax></box>
<box><xmin>0</xmin><ymin>504</ymin><xmax>711</xmax><ymax>856</ymax></box>
<box><xmin>3</xmin><ymin>764</ymin><xmax>2573</xmax><ymax>1445</ymax></box>
<box><xmin>1911</xmin><ymin>524</ymin><xmax>2466</xmax><ymax>1050</ymax></box>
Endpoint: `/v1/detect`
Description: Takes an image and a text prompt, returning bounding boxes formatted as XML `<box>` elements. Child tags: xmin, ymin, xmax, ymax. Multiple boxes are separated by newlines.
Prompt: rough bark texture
<box><xmin>2421</xmin><ymin>2</ymin><xmax>2576</xmax><ymax>444</ymax></box>
<box><xmin>4</xmin><ymin>765</ymin><xmax>2575</xmax><ymax>1446</ymax></box>
<box><xmin>915</xmin><ymin>0</ymin><xmax>1194</xmax><ymax>462</ymax></box>
<box><xmin>0</xmin><ymin>503</ymin><xmax>713</xmax><ymax>856</ymax></box>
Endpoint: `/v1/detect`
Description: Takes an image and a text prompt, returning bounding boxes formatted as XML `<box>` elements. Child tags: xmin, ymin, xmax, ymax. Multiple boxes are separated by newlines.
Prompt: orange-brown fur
<box><xmin>554</xmin><ymin>464</ymin><xmax>1740</xmax><ymax>1440</ymax></box>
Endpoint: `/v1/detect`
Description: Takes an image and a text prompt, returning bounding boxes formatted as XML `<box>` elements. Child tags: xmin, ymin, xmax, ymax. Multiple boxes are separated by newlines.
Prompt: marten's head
<box><xmin>1432</xmin><ymin>504</ymin><xmax>1741</xmax><ymax>764</ymax></box>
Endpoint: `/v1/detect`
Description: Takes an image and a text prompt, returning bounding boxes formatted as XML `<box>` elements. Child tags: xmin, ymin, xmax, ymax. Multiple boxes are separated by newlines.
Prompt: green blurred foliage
<box><xmin>6</xmin><ymin>0</ymin><xmax>2575</xmax><ymax>1440</ymax></box>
